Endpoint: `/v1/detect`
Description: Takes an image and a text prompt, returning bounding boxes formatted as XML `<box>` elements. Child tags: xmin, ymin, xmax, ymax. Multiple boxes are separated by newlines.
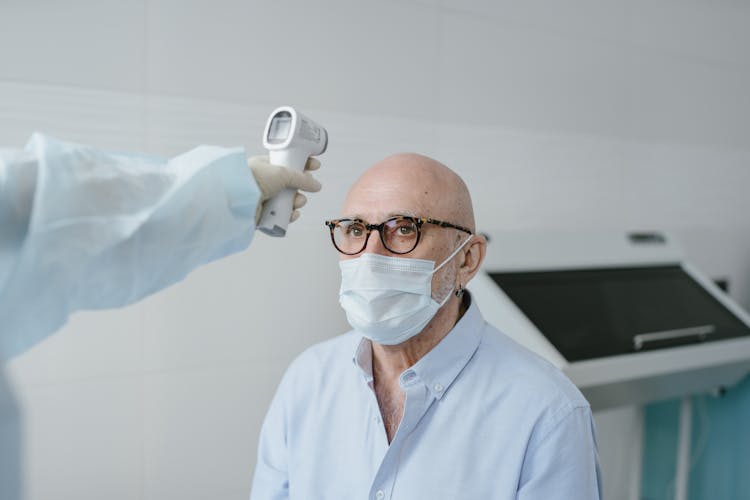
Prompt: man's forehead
<box><xmin>340</xmin><ymin>210</ymin><xmax>413</xmax><ymax>222</ymax></box>
<box><xmin>342</xmin><ymin>192</ymin><xmax>451</xmax><ymax>223</ymax></box>
<box><xmin>340</xmin><ymin>153</ymin><xmax>470</xmax><ymax>227</ymax></box>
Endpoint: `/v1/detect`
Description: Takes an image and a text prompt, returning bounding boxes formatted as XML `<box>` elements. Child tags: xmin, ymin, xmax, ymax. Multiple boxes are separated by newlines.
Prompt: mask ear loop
<box><xmin>432</xmin><ymin>235</ymin><xmax>473</xmax><ymax>305</ymax></box>
<box><xmin>432</xmin><ymin>234</ymin><xmax>473</xmax><ymax>274</ymax></box>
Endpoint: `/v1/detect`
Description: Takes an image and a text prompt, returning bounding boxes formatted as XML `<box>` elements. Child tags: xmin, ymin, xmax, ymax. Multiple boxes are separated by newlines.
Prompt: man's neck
<box><xmin>372</xmin><ymin>295</ymin><xmax>465</xmax><ymax>382</ymax></box>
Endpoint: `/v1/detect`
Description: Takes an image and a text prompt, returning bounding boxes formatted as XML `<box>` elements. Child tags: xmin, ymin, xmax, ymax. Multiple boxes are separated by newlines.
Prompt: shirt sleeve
<box><xmin>0</xmin><ymin>134</ymin><xmax>260</xmax><ymax>359</ymax></box>
<box><xmin>250</xmin><ymin>369</ymin><xmax>292</xmax><ymax>500</ymax></box>
<box><xmin>516</xmin><ymin>405</ymin><xmax>603</xmax><ymax>500</ymax></box>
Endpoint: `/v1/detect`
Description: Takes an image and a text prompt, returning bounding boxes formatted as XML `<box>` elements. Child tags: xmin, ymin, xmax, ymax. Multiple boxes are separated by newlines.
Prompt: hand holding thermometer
<box><xmin>257</xmin><ymin>106</ymin><xmax>328</xmax><ymax>237</ymax></box>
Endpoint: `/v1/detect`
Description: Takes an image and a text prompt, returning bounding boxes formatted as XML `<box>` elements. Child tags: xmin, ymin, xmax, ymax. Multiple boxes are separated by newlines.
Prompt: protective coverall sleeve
<box><xmin>0</xmin><ymin>134</ymin><xmax>260</xmax><ymax>359</ymax></box>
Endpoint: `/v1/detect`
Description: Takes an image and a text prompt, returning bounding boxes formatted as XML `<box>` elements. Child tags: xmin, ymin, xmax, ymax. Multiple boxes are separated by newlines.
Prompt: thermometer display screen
<box><xmin>267</xmin><ymin>112</ymin><xmax>293</xmax><ymax>143</ymax></box>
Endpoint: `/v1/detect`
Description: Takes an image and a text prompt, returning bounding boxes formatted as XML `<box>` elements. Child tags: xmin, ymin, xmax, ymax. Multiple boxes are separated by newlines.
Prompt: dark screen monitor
<box><xmin>489</xmin><ymin>265</ymin><xmax>750</xmax><ymax>362</ymax></box>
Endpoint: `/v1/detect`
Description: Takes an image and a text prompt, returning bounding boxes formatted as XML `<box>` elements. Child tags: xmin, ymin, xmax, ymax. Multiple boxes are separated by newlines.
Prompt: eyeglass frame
<box><xmin>324</xmin><ymin>215</ymin><xmax>473</xmax><ymax>255</ymax></box>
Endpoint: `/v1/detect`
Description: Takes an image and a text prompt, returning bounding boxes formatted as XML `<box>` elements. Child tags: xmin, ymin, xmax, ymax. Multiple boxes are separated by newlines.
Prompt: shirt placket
<box><xmin>368</xmin><ymin>370</ymin><xmax>434</xmax><ymax>500</ymax></box>
<box><xmin>363</xmin><ymin>379</ymin><xmax>390</xmax><ymax>473</ymax></box>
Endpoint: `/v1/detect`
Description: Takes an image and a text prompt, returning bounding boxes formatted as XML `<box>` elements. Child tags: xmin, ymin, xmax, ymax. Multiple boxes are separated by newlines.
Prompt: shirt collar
<box><xmin>353</xmin><ymin>336</ymin><xmax>375</xmax><ymax>386</ymax></box>
<box><xmin>351</xmin><ymin>293</ymin><xmax>484</xmax><ymax>400</ymax></box>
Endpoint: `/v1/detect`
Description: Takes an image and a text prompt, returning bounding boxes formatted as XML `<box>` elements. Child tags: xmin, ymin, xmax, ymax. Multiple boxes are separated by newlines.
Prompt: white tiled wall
<box><xmin>1</xmin><ymin>1</ymin><xmax>749</xmax><ymax>499</ymax></box>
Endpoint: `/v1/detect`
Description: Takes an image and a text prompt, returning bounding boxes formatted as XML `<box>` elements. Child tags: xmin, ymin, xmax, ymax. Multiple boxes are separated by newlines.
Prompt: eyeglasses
<box><xmin>325</xmin><ymin>215</ymin><xmax>473</xmax><ymax>255</ymax></box>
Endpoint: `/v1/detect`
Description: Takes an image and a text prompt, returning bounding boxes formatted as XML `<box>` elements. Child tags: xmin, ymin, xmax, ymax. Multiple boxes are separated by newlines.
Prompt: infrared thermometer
<box><xmin>257</xmin><ymin>106</ymin><xmax>328</xmax><ymax>237</ymax></box>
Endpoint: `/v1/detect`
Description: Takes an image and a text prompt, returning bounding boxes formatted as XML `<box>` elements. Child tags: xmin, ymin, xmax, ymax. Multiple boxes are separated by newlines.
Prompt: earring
<box><xmin>455</xmin><ymin>284</ymin><xmax>464</xmax><ymax>298</ymax></box>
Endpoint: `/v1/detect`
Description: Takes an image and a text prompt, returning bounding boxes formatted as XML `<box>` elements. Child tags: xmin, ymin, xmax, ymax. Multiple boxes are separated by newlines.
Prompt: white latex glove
<box><xmin>248</xmin><ymin>156</ymin><xmax>322</xmax><ymax>224</ymax></box>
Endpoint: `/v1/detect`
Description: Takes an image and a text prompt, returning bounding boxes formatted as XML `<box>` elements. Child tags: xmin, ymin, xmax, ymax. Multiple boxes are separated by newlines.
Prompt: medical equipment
<box><xmin>257</xmin><ymin>106</ymin><xmax>328</xmax><ymax>237</ymax></box>
<box><xmin>470</xmin><ymin>230</ymin><xmax>750</xmax><ymax>410</ymax></box>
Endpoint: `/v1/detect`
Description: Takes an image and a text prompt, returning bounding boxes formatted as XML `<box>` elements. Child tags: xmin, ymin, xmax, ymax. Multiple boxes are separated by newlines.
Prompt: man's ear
<box><xmin>459</xmin><ymin>235</ymin><xmax>487</xmax><ymax>285</ymax></box>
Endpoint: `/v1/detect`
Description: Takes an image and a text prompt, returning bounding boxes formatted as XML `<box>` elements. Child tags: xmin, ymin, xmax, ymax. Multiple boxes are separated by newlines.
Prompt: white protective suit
<box><xmin>0</xmin><ymin>134</ymin><xmax>283</xmax><ymax>359</ymax></box>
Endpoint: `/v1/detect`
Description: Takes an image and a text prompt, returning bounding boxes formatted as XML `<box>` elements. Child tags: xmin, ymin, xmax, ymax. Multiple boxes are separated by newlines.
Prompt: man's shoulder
<box><xmin>473</xmin><ymin>318</ymin><xmax>590</xmax><ymax>413</ymax></box>
<box><xmin>282</xmin><ymin>330</ymin><xmax>361</xmax><ymax>381</ymax></box>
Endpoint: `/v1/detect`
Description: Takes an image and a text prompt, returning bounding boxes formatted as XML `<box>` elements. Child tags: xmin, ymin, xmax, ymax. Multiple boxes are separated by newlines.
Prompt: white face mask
<box><xmin>338</xmin><ymin>237</ymin><xmax>472</xmax><ymax>345</ymax></box>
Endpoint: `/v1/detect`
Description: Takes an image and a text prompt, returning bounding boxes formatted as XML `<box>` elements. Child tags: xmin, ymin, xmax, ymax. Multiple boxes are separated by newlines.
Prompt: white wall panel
<box><xmin>438</xmin><ymin>0</ymin><xmax>630</xmax><ymax>43</ymax></box>
<box><xmin>439</xmin><ymin>0</ymin><xmax>750</xmax><ymax>67</ymax></box>
<box><xmin>620</xmin><ymin>145</ymin><xmax>750</xmax><ymax>230</ymax></box>
<box><xmin>627</xmin><ymin>0</ymin><xmax>750</xmax><ymax>67</ymax></box>
<box><xmin>625</xmin><ymin>52</ymin><xmax>750</xmax><ymax>147</ymax></box>
<box><xmin>17</xmin><ymin>377</ymin><xmax>144</xmax><ymax>500</ymax></box>
<box><xmin>0</xmin><ymin>1</ymin><xmax>147</xmax><ymax>92</ymax></box>
<box><xmin>141</xmin><ymin>363</ymin><xmax>282</xmax><ymax>500</ymax></box>
<box><xmin>437</xmin><ymin>11</ymin><xmax>633</xmax><ymax>136</ymax></box>
<box><xmin>5</xmin><ymin>305</ymin><xmax>145</xmax><ymax>387</ymax></box>
<box><xmin>0</xmin><ymin>82</ymin><xmax>146</xmax><ymax>151</ymax></box>
<box><xmin>145</xmin><ymin>0</ymin><xmax>440</xmax><ymax>119</ymax></box>
<box><xmin>436</xmin><ymin>1</ymin><xmax>750</xmax><ymax>148</ymax></box>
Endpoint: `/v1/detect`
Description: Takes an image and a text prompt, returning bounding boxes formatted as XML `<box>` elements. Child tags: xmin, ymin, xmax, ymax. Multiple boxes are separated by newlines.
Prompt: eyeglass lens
<box><xmin>332</xmin><ymin>218</ymin><xmax>420</xmax><ymax>254</ymax></box>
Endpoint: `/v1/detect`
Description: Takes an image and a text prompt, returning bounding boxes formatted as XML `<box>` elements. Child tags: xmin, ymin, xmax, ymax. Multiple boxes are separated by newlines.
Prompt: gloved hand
<box><xmin>248</xmin><ymin>156</ymin><xmax>322</xmax><ymax>224</ymax></box>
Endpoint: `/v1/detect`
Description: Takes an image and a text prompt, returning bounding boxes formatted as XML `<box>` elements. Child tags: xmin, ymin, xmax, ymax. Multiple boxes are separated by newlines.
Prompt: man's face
<box><xmin>339</xmin><ymin>162</ymin><xmax>464</xmax><ymax>298</ymax></box>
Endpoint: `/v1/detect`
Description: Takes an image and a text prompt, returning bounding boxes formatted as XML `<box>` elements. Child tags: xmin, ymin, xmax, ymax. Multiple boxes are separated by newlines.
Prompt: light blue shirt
<box><xmin>0</xmin><ymin>134</ymin><xmax>260</xmax><ymax>360</ymax></box>
<box><xmin>251</xmin><ymin>295</ymin><xmax>602</xmax><ymax>499</ymax></box>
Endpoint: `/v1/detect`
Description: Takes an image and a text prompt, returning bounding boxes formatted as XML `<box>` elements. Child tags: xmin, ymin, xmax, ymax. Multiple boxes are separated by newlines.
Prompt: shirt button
<box><xmin>373</xmin><ymin>415</ymin><xmax>380</xmax><ymax>424</ymax></box>
<box><xmin>434</xmin><ymin>383</ymin><xmax>444</xmax><ymax>392</ymax></box>
<box><xmin>376</xmin><ymin>490</ymin><xmax>385</xmax><ymax>500</ymax></box>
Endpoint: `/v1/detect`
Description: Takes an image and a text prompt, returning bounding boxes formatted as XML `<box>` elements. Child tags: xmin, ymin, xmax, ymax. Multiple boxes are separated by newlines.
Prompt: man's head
<box><xmin>334</xmin><ymin>153</ymin><xmax>486</xmax><ymax>317</ymax></box>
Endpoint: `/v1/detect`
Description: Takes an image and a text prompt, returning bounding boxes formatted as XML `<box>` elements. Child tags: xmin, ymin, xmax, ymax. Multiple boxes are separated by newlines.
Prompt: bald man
<box><xmin>250</xmin><ymin>154</ymin><xmax>602</xmax><ymax>500</ymax></box>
